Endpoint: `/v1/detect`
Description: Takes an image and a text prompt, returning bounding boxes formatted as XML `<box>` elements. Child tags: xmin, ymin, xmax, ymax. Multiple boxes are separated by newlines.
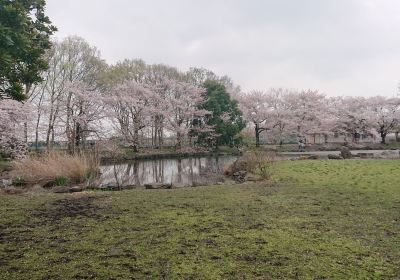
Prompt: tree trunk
<box><xmin>255</xmin><ymin>124</ymin><xmax>260</xmax><ymax>147</ymax></box>
<box><xmin>24</xmin><ymin>122</ymin><xmax>28</xmax><ymax>143</ymax></box>
<box><xmin>395</xmin><ymin>132</ymin><xmax>399</xmax><ymax>142</ymax></box>
<box><xmin>65</xmin><ymin>92</ymin><xmax>73</xmax><ymax>154</ymax></box>
<box><xmin>35</xmin><ymin>122</ymin><xmax>40</xmax><ymax>151</ymax></box>
<box><xmin>46</xmin><ymin>127</ymin><xmax>52</xmax><ymax>151</ymax></box>
<box><xmin>51</xmin><ymin>128</ymin><xmax>55</xmax><ymax>150</ymax></box>
<box><xmin>151</xmin><ymin>125</ymin><xmax>155</xmax><ymax>148</ymax></box>
<box><xmin>176</xmin><ymin>131</ymin><xmax>182</xmax><ymax>150</ymax></box>
<box><xmin>159</xmin><ymin>127</ymin><xmax>163</xmax><ymax>147</ymax></box>
<box><xmin>23</xmin><ymin>85</ymin><xmax>30</xmax><ymax>144</ymax></box>
<box><xmin>380</xmin><ymin>132</ymin><xmax>387</xmax><ymax>144</ymax></box>
<box><xmin>132</xmin><ymin>117</ymin><xmax>140</xmax><ymax>153</ymax></box>
<box><xmin>75</xmin><ymin>123</ymin><xmax>81</xmax><ymax>148</ymax></box>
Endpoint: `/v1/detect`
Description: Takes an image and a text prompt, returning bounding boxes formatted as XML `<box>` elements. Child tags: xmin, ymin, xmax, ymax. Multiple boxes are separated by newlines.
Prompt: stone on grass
<box><xmin>245</xmin><ymin>173</ymin><xmax>263</xmax><ymax>182</ymax></box>
<box><xmin>145</xmin><ymin>183</ymin><xmax>173</xmax><ymax>189</ymax></box>
<box><xmin>357</xmin><ymin>153</ymin><xmax>374</xmax><ymax>159</ymax></box>
<box><xmin>328</xmin><ymin>154</ymin><xmax>342</xmax><ymax>160</ymax></box>
<box><xmin>70</xmin><ymin>186</ymin><xmax>83</xmax><ymax>193</ymax></box>
<box><xmin>52</xmin><ymin>186</ymin><xmax>70</xmax><ymax>193</ymax></box>
<box><xmin>340</xmin><ymin>146</ymin><xmax>352</xmax><ymax>159</ymax></box>
<box><xmin>3</xmin><ymin>187</ymin><xmax>25</xmax><ymax>194</ymax></box>
<box><xmin>307</xmin><ymin>155</ymin><xmax>319</xmax><ymax>160</ymax></box>
<box><xmin>233</xmin><ymin>170</ymin><xmax>247</xmax><ymax>183</ymax></box>
<box><xmin>0</xmin><ymin>179</ymin><xmax>12</xmax><ymax>188</ymax></box>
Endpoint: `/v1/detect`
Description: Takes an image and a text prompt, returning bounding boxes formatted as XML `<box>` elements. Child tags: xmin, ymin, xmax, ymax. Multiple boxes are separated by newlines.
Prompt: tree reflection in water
<box><xmin>100</xmin><ymin>155</ymin><xmax>236</xmax><ymax>187</ymax></box>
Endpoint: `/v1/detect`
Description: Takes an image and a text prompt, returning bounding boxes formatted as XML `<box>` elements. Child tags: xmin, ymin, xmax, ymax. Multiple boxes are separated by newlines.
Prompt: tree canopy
<box><xmin>0</xmin><ymin>0</ymin><xmax>56</xmax><ymax>101</ymax></box>
<box><xmin>199</xmin><ymin>80</ymin><xmax>245</xmax><ymax>147</ymax></box>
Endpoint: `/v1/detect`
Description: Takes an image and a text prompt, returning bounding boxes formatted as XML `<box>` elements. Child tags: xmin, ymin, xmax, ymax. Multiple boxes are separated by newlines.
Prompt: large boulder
<box><xmin>340</xmin><ymin>146</ymin><xmax>352</xmax><ymax>159</ymax></box>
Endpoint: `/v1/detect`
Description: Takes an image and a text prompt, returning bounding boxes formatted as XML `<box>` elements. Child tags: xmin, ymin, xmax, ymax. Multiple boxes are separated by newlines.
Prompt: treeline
<box><xmin>1</xmin><ymin>36</ymin><xmax>245</xmax><ymax>153</ymax></box>
<box><xmin>2</xmin><ymin>35</ymin><xmax>400</xmax><ymax>156</ymax></box>
<box><xmin>237</xmin><ymin>90</ymin><xmax>400</xmax><ymax>146</ymax></box>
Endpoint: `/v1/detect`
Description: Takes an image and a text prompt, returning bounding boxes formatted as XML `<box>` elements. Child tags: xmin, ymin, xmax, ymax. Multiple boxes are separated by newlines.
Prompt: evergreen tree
<box><xmin>0</xmin><ymin>0</ymin><xmax>56</xmax><ymax>100</ymax></box>
<box><xmin>199</xmin><ymin>80</ymin><xmax>245</xmax><ymax>147</ymax></box>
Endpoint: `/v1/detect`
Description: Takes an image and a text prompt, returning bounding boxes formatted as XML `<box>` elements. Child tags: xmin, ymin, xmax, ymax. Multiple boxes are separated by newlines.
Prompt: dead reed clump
<box><xmin>224</xmin><ymin>150</ymin><xmax>276</xmax><ymax>180</ymax></box>
<box><xmin>12</xmin><ymin>151</ymin><xmax>100</xmax><ymax>187</ymax></box>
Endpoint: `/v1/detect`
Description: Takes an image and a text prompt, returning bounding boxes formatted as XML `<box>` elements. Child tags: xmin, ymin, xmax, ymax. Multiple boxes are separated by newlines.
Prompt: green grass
<box><xmin>0</xmin><ymin>160</ymin><xmax>399</xmax><ymax>279</ymax></box>
<box><xmin>270</xmin><ymin>141</ymin><xmax>400</xmax><ymax>152</ymax></box>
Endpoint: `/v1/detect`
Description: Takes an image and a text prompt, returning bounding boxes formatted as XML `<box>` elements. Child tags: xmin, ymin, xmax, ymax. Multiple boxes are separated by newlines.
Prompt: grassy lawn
<box><xmin>1</xmin><ymin>160</ymin><xmax>399</xmax><ymax>279</ymax></box>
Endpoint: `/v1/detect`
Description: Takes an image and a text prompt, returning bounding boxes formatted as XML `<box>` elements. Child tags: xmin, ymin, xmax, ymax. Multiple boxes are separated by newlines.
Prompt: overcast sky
<box><xmin>45</xmin><ymin>0</ymin><xmax>400</xmax><ymax>96</ymax></box>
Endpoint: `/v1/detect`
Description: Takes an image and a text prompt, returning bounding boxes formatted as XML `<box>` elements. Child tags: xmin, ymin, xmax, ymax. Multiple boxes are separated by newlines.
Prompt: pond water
<box><xmin>100</xmin><ymin>155</ymin><xmax>237</xmax><ymax>187</ymax></box>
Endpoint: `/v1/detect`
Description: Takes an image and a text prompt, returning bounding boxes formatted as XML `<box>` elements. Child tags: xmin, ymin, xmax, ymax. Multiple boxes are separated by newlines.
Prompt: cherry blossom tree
<box><xmin>267</xmin><ymin>88</ymin><xmax>295</xmax><ymax>145</ymax></box>
<box><xmin>330</xmin><ymin>96</ymin><xmax>374</xmax><ymax>143</ymax></box>
<box><xmin>237</xmin><ymin>90</ymin><xmax>274</xmax><ymax>147</ymax></box>
<box><xmin>0</xmin><ymin>100</ymin><xmax>33</xmax><ymax>140</ymax></box>
<box><xmin>0</xmin><ymin>99</ymin><xmax>34</xmax><ymax>158</ymax></box>
<box><xmin>64</xmin><ymin>81</ymin><xmax>108</xmax><ymax>152</ymax></box>
<box><xmin>283</xmin><ymin>90</ymin><xmax>327</xmax><ymax>142</ymax></box>
<box><xmin>367</xmin><ymin>96</ymin><xmax>400</xmax><ymax>144</ymax></box>
<box><xmin>105</xmin><ymin>80</ymin><xmax>160</xmax><ymax>152</ymax></box>
<box><xmin>161</xmin><ymin>79</ymin><xmax>211</xmax><ymax>149</ymax></box>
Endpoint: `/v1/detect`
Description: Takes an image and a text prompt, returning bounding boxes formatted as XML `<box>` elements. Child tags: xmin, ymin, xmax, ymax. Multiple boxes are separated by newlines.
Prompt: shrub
<box><xmin>224</xmin><ymin>150</ymin><xmax>276</xmax><ymax>180</ymax></box>
<box><xmin>12</xmin><ymin>151</ymin><xmax>100</xmax><ymax>187</ymax></box>
<box><xmin>12</xmin><ymin>176</ymin><xmax>26</xmax><ymax>187</ymax></box>
<box><xmin>55</xmin><ymin>176</ymin><xmax>68</xmax><ymax>186</ymax></box>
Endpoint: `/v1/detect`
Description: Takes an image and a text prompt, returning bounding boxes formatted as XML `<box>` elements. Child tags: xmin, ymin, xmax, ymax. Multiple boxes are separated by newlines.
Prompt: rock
<box><xmin>29</xmin><ymin>185</ymin><xmax>46</xmax><ymax>193</ymax></box>
<box><xmin>96</xmin><ymin>185</ymin><xmax>116</xmax><ymax>191</ymax></box>
<box><xmin>52</xmin><ymin>186</ymin><xmax>70</xmax><ymax>193</ymax></box>
<box><xmin>245</xmin><ymin>173</ymin><xmax>263</xmax><ymax>182</ymax></box>
<box><xmin>233</xmin><ymin>170</ymin><xmax>247</xmax><ymax>183</ymax></box>
<box><xmin>356</xmin><ymin>152</ymin><xmax>374</xmax><ymax>159</ymax></box>
<box><xmin>102</xmin><ymin>183</ymin><xmax>120</xmax><ymax>190</ymax></box>
<box><xmin>145</xmin><ymin>183</ymin><xmax>172</xmax><ymax>189</ymax></box>
<box><xmin>306</xmin><ymin>155</ymin><xmax>319</xmax><ymax>160</ymax></box>
<box><xmin>121</xmin><ymin>185</ymin><xmax>135</xmax><ymax>190</ymax></box>
<box><xmin>328</xmin><ymin>154</ymin><xmax>342</xmax><ymax>160</ymax></box>
<box><xmin>0</xmin><ymin>179</ymin><xmax>12</xmax><ymax>188</ymax></box>
<box><xmin>42</xmin><ymin>181</ymin><xmax>55</xmax><ymax>189</ymax></box>
<box><xmin>3</xmin><ymin>187</ymin><xmax>25</xmax><ymax>194</ymax></box>
<box><xmin>70</xmin><ymin>186</ymin><xmax>83</xmax><ymax>193</ymax></box>
<box><xmin>340</xmin><ymin>146</ymin><xmax>352</xmax><ymax>159</ymax></box>
<box><xmin>161</xmin><ymin>183</ymin><xmax>173</xmax><ymax>189</ymax></box>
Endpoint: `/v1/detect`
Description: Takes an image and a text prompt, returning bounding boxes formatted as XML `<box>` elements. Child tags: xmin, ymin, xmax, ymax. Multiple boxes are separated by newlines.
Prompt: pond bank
<box><xmin>101</xmin><ymin>149</ymin><xmax>241</xmax><ymax>163</ymax></box>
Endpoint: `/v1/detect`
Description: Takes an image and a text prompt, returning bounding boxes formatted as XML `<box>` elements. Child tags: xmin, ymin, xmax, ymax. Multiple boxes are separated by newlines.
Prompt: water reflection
<box><xmin>100</xmin><ymin>156</ymin><xmax>237</xmax><ymax>187</ymax></box>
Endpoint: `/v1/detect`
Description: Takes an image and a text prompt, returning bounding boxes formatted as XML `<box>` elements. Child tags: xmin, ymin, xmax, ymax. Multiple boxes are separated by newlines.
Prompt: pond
<box><xmin>100</xmin><ymin>155</ymin><xmax>237</xmax><ymax>187</ymax></box>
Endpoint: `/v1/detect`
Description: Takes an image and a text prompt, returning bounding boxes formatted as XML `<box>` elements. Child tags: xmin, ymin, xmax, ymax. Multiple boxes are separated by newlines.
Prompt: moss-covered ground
<box><xmin>0</xmin><ymin>160</ymin><xmax>399</xmax><ymax>279</ymax></box>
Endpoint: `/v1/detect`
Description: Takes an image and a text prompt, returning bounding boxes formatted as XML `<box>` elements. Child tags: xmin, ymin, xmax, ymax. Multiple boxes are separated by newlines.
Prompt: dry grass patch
<box><xmin>12</xmin><ymin>151</ymin><xmax>100</xmax><ymax>187</ymax></box>
<box><xmin>224</xmin><ymin>150</ymin><xmax>276</xmax><ymax>180</ymax></box>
